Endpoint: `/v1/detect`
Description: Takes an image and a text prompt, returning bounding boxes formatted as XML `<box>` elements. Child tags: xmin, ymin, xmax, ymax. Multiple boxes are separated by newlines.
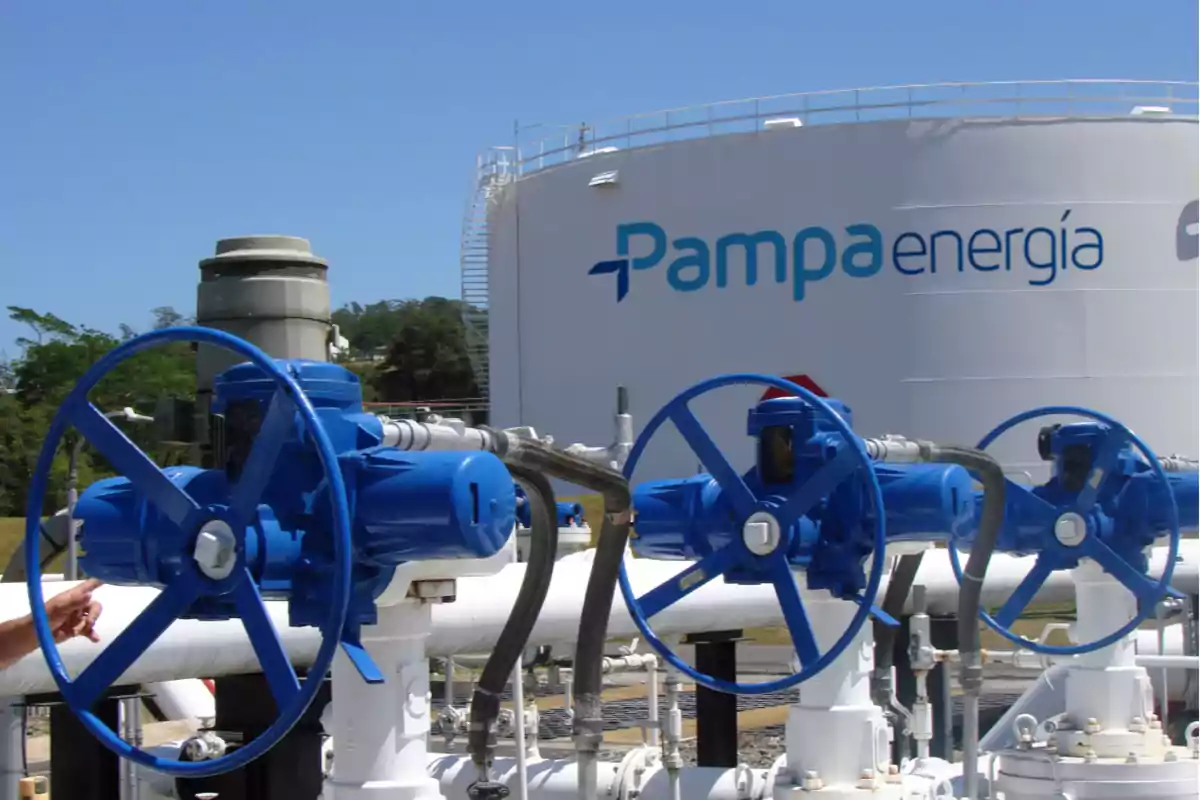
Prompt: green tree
<box><xmin>373</xmin><ymin>297</ymin><xmax>478</xmax><ymax>402</ymax></box>
<box><xmin>0</xmin><ymin>307</ymin><xmax>196</xmax><ymax>515</ymax></box>
<box><xmin>0</xmin><ymin>297</ymin><xmax>478</xmax><ymax>515</ymax></box>
<box><xmin>152</xmin><ymin>306</ymin><xmax>192</xmax><ymax>329</ymax></box>
<box><xmin>331</xmin><ymin>300</ymin><xmax>405</xmax><ymax>359</ymax></box>
<box><xmin>7</xmin><ymin>307</ymin><xmax>74</xmax><ymax>346</ymax></box>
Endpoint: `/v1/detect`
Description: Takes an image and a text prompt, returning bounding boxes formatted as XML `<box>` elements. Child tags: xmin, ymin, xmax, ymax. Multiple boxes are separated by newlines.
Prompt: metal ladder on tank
<box><xmin>459</xmin><ymin>146</ymin><xmax>515</xmax><ymax>406</ymax></box>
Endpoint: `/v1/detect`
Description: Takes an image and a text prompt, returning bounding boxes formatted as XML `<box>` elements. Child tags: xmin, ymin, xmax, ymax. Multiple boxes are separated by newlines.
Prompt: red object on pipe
<box><xmin>759</xmin><ymin>374</ymin><xmax>828</xmax><ymax>400</ymax></box>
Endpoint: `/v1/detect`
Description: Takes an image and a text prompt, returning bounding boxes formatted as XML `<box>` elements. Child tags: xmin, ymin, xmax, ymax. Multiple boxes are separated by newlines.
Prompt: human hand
<box><xmin>45</xmin><ymin>578</ymin><xmax>103</xmax><ymax>644</ymax></box>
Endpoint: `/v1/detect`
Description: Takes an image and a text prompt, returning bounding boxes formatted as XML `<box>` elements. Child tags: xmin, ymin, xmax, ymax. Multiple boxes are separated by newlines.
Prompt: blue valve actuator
<box><xmin>634</xmin><ymin>463</ymin><xmax>975</xmax><ymax>560</ymax></box>
<box><xmin>515</xmin><ymin>484</ymin><xmax>584</xmax><ymax>529</ymax></box>
<box><xmin>948</xmin><ymin>408</ymin><xmax>1195</xmax><ymax>656</ymax></box>
<box><xmin>632</xmin><ymin>400</ymin><xmax>1198</xmax><ymax>575</ymax></box>
<box><xmin>965</xmin><ymin>420</ymin><xmax>1198</xmax><ymax>559</ymax></box>
<box><xmin>76</xmin><ymin>359</ymin><xmax>516</xmax><ymax>646</ymax></box>
<box><xmin>982</xmin><ymin>468</ymin><xmax>1198</xmax><ymax>557</ymax></box>
<box><xmin>631</xmin><ymin>397</ymin><xmax>976</xmax><ymax>588</ymax></box>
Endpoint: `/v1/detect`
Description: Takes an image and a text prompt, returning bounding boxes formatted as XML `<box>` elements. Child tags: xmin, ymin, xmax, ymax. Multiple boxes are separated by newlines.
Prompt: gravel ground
<box><xmin>677</xmin><ymin>728</ymin><xmax>786</xmax><ymax>769</ymax></box>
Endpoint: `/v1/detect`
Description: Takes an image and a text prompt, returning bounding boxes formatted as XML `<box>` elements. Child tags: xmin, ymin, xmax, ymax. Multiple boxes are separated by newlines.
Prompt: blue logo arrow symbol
<box><xmin>1178</xmin><ymin>200</ymin><xmax>1198</xmax><ymax>262</ymax></box>
<box><xmin>590</xmin><ymin>258</ymin><xmax>631</xmax><ymax>302</ymax></box>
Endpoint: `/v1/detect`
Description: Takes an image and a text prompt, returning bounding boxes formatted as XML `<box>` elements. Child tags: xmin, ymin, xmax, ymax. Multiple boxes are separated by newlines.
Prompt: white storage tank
<box><xmin>463</xmin><ymin>80</ymin><xmax>1199</xmax><ymax>482</ymax></box>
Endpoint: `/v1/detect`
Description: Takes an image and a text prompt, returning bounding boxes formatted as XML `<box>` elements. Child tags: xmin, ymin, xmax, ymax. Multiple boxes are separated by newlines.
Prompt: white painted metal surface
<box><xmin>0</xmin><ymin>544</ymin><xmax>1194</xmax><ymax>696</ymax></box>
<box><xmin>132</xmin><ymin>746</ymin><xmax>767</xmax><ymax>800</ymax></box>
<box><xmin>429</xmin><ymin>751</ymin><xmax>763</xmax><ymax>800</ymax></box>
<box><xmin>322</xmin><ymin>602</ymin><xmax>441</xmax><ymax>800</ymax></box>
<box><xmin>991</xmin><ymin>563</ymin><xmax>1198</xmax><ymax>800</ymax></box>
<box><xmin>0</xmin><ymin>700</ymin><xmax>22</xmax><ymax>800</ymax></box>
<box><xmin>777</xmin><ymin>592</ymin><xmax>913</xmax><ymax>798</ymax></box>
<box><xmin>477</xmin><ymin>80</ymin><xmax>1199</xmax><ymax>486</ymax></box>
<box><xmin>144</xmin><ymin>680</ymin><xmax>214</xmax><ymax>725</ymax></box>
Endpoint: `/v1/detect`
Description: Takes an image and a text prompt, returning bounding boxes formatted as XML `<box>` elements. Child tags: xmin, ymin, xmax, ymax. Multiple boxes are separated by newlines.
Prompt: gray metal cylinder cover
<box><xmin>196</xmin><ymin>235</ymin><xmax>332</xmax><ymax>389</ymax></box>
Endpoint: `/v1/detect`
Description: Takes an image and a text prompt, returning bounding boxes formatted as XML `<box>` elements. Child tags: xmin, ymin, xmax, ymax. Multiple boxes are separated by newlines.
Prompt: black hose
<box><xmin>871</xmin><ymin>552</ymin><xmax>924</xmax><ymax>727</ymax></box>
<box><xmin>923</xmin><ymin>443</ymin><xmax>1005</xmax><ymax>800</ymax></box>
<box><xmin>467</xmin><ymin>465</ymin><xmax>559</xmax><ymax>786</ymax></box>
<box><xmin>922</xmin><ymin>447</ymin><xmax>1005</xmax><ymax>682</ymax></box>
<box><xmin>496</xmin><ymin>439</ymin><xmax>631</xmax><ymax>794</ymax></box>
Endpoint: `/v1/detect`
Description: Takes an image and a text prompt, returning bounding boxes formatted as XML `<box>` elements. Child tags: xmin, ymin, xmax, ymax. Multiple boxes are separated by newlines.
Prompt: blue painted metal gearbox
<box><xmin>954</xmin><ymin>407</ymin><xmax>1197</xmax><ymax>656</ymax></box>
<box><xmin>631</xmin><ymin>396</ymin><xmax>977</xmax><ymax>599</ymax></box>
<box><xmin>986</xmin><ymin>420</ymin><xmax>1198</xmax><ymax>562</ymax></box>
<box><xmin>631</xmin><ymin>397</ymin><xmax>1198</xmax><ymax>597</ymax></box>
<box><xmin>515</xmin><ymin>484</ymin><xmax>585</xmax><ymax>529</ymax></box>
<box><xmin>76</xmin><ymin>359</ymin><xmax>518</xmax><ymax>633</ymax></box>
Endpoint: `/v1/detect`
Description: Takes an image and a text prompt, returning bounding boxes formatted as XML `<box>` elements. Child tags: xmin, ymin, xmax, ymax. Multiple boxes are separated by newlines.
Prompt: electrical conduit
<box><xmin>494</xmin><ymin>438</ymin><xmax>632</xmax><ymax>800</ymax></box>
<box><xmin>468</xmin><ymin>465</ymin><xmax>559</xmax><ymax>798</ymax></box>
<box><xmin>870</xmin><ymin>551</ymin><xmax>924</xmax><ymax>757</ymax></box>
<box><xmin>866</xmin><ymin>438</ymin><xmax>1006</xmax><ymax>798</ymax></box>
<box><xmin>927</xmin><ymin>444</ymin><xmax>1005</xmax><ymax>800</ymax></box>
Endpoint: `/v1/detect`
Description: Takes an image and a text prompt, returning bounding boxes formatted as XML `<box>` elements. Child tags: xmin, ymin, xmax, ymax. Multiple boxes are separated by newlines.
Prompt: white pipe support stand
<box><xmin>993</xmin><ymin>559</ymin><xmax>1199</xmax><ymax>800</ymax></box>
<box><xmin>321</xmin><ymin>599</ymin><xmax>444</xmax><ymax>800</ymax></box>
<box><xmin>1059</xmin><ymin>560</ymin><xmax>1169</xmax><ymax>759</ymax></box>
<box><xmin>770</xmin><ymin>583</ymin><xmax>946</xmax><ymax>799</ymax></box>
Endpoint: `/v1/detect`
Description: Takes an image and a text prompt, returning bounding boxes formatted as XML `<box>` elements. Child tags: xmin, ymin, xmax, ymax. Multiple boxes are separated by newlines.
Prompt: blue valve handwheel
<box><xmin>618</xmin><ymin>373</ymin><xmax>888</xmax><ymax>695</ymax></box>
<box><xmin>24</xmin><ymin>326</ymin><xmax>353</xmax><ymax>777</ymax></box>
<box><xmin>949</xmin><ymin>405</ymin><xmax>1181</xmax><ymax>656</ymax></box>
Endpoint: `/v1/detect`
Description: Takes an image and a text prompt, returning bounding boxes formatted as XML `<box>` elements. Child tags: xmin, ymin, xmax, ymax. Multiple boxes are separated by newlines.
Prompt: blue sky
<box><xmin>1</xmin><ymin>1</ymin><xmax>1196</xmax><ymax>356</ymax></box>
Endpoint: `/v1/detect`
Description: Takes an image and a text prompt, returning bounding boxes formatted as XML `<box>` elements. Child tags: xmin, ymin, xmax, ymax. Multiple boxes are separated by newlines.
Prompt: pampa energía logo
<box><xmin>589</xmin><ymin>215</ymin><xmax>1104</xmax><ymax>303</ymax></box>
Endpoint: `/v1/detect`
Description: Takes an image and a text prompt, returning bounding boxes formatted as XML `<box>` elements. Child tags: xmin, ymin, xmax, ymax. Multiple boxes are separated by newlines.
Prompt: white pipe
<box><xmin>379</xmin><ymin>416</ymin><xmax>495</xmax><ymax>451</ymax></box>
<box><xmin>512</xmin><ymin>654</ymin><xmax>530</xmax><ymax>800</ymax></box>
<box><xmin>0</xmin><ymin>552</ymin><xmax>786</xmax><ymax>696</ymax></box>
<box><xmin>0</xmin><ymin>698</ymin><xmax>22</xmax><ymax>800</ymax></box>
<box><xmin>563</xmin><ymin>671</ymin><xmax>574</xmax><ymax>722</ymax></box>
<box><xmin>120</xmin><ymin>696</ymin><xmax>142</xmax><ymax>800</ymax></box>
<box><xmin>133</xmin><ymin>750</ymin><xmax>764</xmax><ymax>800</ymax></box>
<box><xmin>119</xmin><ymin>699</ymin><xmax>129</xmax><ymax>800</ymax></box>
<box><xmin>1139</xmin><ymin>625</ymin><xmax>1194</xmax><ymax>703</ymax></box>
<box><xmin>662</xmin><ymin>662</ymin><xmax>683</xmax><ymax>800</ymax></box>
<box><xmin>976</xmin><ymin>626</ymin><xmax>1193</xmax><ymax>697</ymax></box>
<box><xmin>0</xmin><ymin>543</ymin><xmax>1194</xmax><ymax>697</ymax></box>
<box><xmin>646</xmin><ymin>657</ymin><xmax>660</xmax><ymax>749</ymax></box>
<box><xmin>1157</xmin><ymin>601</ymin><xmax>1171</xmax><ymax>733</ymax></box>
<box><xmin>914</xmin><ymin>670</ymin><xmax>932</xmax><ymax>759</ymax></box>
<box><xmin>426</xmin><ymin>752</ymin><xmax>760</xmax><ymax>800</ymax></box>
<box><xmin>144</xmin><ymin>680</ymin><xmax>214</xmax><ymax>725</ymax></box>
<box><xmin>1136</xmin><ymin>654</ymin><xmax>1200</xmax><ymax>670</ymax></box>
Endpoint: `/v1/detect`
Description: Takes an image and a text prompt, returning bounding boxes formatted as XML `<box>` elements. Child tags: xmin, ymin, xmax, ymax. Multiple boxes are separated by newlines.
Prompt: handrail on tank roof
<box><xmin>477</xmin><ymin>79</ymin><xmax>1198</xmax><ymax>177</ymax></box>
